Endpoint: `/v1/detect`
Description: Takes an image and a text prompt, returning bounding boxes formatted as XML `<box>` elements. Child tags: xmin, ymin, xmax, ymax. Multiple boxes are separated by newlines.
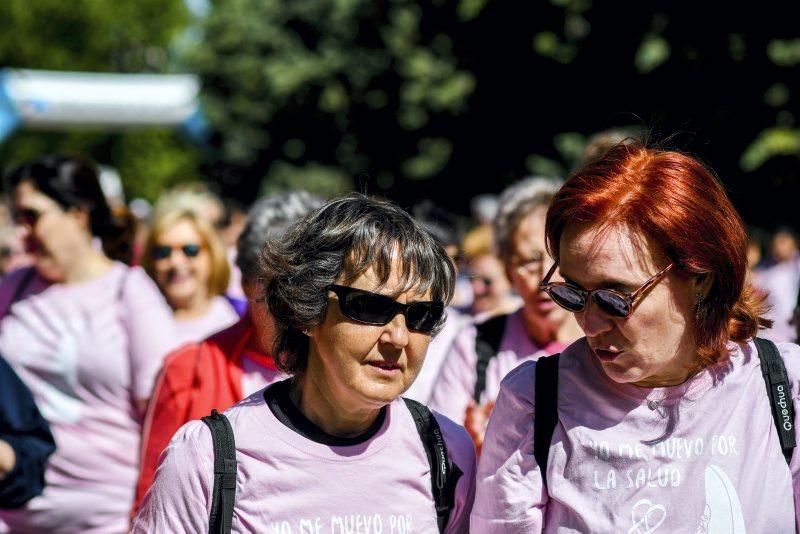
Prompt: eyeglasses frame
<box><xmin>326</xmin><ymin>284</ymin><xmax>444</xmax><ymax>332</ymax></box>
<box><xmin>539</xmin><ymin>261</ymin><xmax>674</xmax><ymax>318</ymax></box>
<box><xmin>151</xmin><ymin>244</ymin><xmax>204</xmax><ymax>260</ymax></box>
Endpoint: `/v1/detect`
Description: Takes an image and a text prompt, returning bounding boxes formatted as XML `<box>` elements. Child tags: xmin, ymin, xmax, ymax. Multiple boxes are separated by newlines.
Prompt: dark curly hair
<box><xmin>262</xmin><ymin>194</ymin><xmax>456</xmax><ymax>376</ymax></box>
<box><xmin>236</xmin><ymin>190</ymin><xmax>324</xmax><ymax>281</ymax></box>
<box><xmin>5</xmin><ymin>154</ymin><xmax>133</xmax><ymax>263</ymax></box>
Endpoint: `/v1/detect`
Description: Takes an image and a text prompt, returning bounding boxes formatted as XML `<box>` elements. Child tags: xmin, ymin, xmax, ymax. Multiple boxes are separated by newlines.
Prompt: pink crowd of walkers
<box><xmin>0</xmin><ymin>142</ymin><xmax>797</xmax><ymax>533</ymax></box>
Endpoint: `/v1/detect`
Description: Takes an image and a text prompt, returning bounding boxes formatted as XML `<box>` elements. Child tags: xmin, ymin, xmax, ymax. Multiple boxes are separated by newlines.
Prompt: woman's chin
<box><xmin>598</xmin><ymin>360</ymin><xmax>645</xmax><ymax>385</ymax></box>
<box><xmin>355</xmin><ymin>371</ymin><xmax>408</xmax><ymax>405</ymax></box>
<box><xmin>165</xmin><ymin>288</ymin><xmax>200</xmax><ymax>309</ymax></box>
<box><xmin>34</xmin><ymin>258</ymin><xmax>65</xmax><ymax>283</ymax></box>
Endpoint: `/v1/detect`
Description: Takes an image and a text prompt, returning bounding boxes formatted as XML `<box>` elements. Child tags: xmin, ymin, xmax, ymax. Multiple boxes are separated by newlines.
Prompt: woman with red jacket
<box><xmin>133</xmin><ymin>191</ymin><xmax>322</xmax><ymax>513</ymax></box>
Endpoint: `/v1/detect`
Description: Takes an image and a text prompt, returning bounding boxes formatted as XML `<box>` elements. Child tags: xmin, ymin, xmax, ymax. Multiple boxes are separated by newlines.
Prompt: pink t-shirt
<box><xmin>0</xmin><ymin>264</ymin><xmax>178</xmax><ymax>533</ymax></box>
<box><xmin>174</xmin><ymin>294</ymin><xmax>239</xmax><ymax>346</ymax></box>
<box><xmin>133</xmin><ymin>389</ymin><xmax>477</xmax><ymax>533</ymax></box>
<box><xmin>404</xmin><ymin>307</ymin><xmax>470</xmax><ymax>404</ymax></box>
<box><xmin>472</xmin><ymin>337</ymin><xmax>800</xmax><ymax>533</ymax></box>
<box><xmin>429</xmin><ymin>309</ymin><xmax>564</xmax><ymax>423</ymax></box>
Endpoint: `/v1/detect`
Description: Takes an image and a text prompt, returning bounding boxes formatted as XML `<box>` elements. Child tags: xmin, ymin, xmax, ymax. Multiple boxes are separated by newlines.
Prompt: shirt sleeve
<box><xmin>121</xmin><ymin>267</ymin><xmax>180</xmax><ymax>401</ymax></box>
<box><xmin>0</xmin><ymin>356</ymin><xmax>56</xmax><ymax>508</ymax></box>
<box><xmin>131</xmin><ymin>420</ymin><xmax>214</xmax><ymax>533</ymax></box>
<box><xmin>132</xmin><ymin>345</ymin><xmax>202</xmax><ymax>515</ymax></box>
<box><xmin>428</xmin><ymin>326</ymin><xmax>480</xmax><ymax>423</ymax></box>
<box><xmin>470</xmin><ymin>361</ymin><xmax>546</xmax><ymax>533</ymax></box>
<box><xmin>778</xmin><ymin>342</ymin><xmax>800</xmax><ymax>530</ymax></box>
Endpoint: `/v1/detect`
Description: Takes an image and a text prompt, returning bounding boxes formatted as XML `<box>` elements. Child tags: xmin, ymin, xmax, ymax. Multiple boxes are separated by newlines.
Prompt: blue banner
<box><xmin>0</xmin><ymin>70</ymin><xmax>21</xmax><ymax>144</ymax></box>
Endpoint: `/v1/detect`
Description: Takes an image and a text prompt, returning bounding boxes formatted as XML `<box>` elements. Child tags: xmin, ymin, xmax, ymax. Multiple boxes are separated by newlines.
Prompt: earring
<box><xmin>695</xmin><ymin>292</ymin><xmax>702</xmax><ymax>302</ymax></box>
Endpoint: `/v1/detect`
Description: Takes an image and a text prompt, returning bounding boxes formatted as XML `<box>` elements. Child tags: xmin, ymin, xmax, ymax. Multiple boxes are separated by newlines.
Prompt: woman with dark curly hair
<box><xmin>471</xmin><ymin>142</ymin><xmax>800</xmax><ymax>532</ymax></box>
<box><xmin>134</xmin><ymin>194</ymin><xmax>476</xmax><ymax>533</ymax></box>
<box><xmin>0</xmin><ymin>155</ymin><xmax>177</xmax><ymax>533</ymax></box>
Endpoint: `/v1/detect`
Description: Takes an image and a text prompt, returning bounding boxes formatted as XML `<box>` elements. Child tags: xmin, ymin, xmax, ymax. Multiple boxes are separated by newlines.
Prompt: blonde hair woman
<box><xmin>142</xmin><ymin>205</ymin><xmax>238</xmax><ymax>345</ymax></box>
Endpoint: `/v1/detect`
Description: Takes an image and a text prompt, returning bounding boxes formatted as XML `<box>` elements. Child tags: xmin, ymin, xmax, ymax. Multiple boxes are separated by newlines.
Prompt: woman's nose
<box><xmin>380</xmin><ymin>313</ymin><xmax>410</xmax><ymax>348</ymax></box>
<box><xmin>470</xmin><ymin>282</ymin><xmax>484</xmax><ymax>297</ymax></box>
<box><xmin>577</xmin><ymin>299</ymin><xmax>615</xmax><ymax>337</ymax></box>
<box><xmin>16</xmin><ymin>224</ymin><xmax>30</xmax><ymax>240</ymax></box>
<box><xmin>170</xmin><ymin>249</ymin><xmax>193</xmax><ymax>264</ymax></box>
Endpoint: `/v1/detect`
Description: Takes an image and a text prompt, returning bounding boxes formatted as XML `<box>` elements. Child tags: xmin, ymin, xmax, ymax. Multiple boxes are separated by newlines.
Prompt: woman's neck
<box><xmin>172</xmin><ymin>295</ymin><xmax>214</xmax><ymax>321</ymax></box>
<box><xmin>290</xmin><ymin>371</ymin><xmax>382</xmax><ymax>438</ymax></box>
<box><xmin>62</xmin><ymin>249</ymin><xmax>113</xmax><ymax>284</ymax></box>
<box><xmin>632</xmin><ymin>341</ymin><xmax>705</xmax><ymax>388</ymax></box>
<box><xmin>632</xmin><ymin>362</ymin><xmax>704</xmax><ymax>388</ymax></box>
<box><xmin>521</xmin><ymin>304</ymin><xmax>557</xmax><ymax>347</ymax></box>
<box><xmin>522</xmin><ymin>301</ymin><xmax>583</xmax><ymax>348</ymax></box>
<box><xmin>248</xmin><ymin>305</ymin><xmax>276</xmax><ymax>355</ymax></box>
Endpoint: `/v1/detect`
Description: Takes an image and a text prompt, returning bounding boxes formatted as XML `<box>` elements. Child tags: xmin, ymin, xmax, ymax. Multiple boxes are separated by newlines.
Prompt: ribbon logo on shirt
<box><xmin>628</xmin><ymin>499</ymin><xmax>666</xmax><ymax>534</ymax></box>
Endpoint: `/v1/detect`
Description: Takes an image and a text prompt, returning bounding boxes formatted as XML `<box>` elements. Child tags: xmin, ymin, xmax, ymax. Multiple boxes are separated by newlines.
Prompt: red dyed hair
<box><xmin>545</xmin><ymin>142</ymin><xmax>771</xmax><ymax>368</ymax></box>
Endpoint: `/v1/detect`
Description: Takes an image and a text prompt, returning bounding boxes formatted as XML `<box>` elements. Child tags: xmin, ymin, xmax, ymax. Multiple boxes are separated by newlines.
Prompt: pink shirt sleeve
<box><xmin>428</xmin><ymin>325</ymin><xmax>479</xmax><ymax>423</ymax></box>
<box><xmin>121</xmin><ymin>267</ymin><xmax>179</xmax><ymax>401</ymax></box>
<box><xmin>471</xmin><ymin>360</ymin><xmax>545</xmax><ymax>533</ymax></box>
<box><xmin>131</xmin><ymin>421</ymin><xmax>213</xmax><ymax>532</ymax></box>
<box><xmin>782</xmin><ymin>342</ymin><xmax>800</xmax><ymax>530</ymax></box>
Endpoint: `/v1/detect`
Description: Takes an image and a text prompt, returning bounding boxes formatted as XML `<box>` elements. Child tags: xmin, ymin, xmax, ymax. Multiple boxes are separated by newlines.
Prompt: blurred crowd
<box><xmin>0</xmin><ymin>133</ymin><xmax>797</xmax><ymax>532</ymax></box>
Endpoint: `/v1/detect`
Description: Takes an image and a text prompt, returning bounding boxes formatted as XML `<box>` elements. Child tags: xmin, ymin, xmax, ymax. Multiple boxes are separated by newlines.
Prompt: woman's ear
<box><xmin>303</xmin><ymin>326</ymin><xmax>316</xmax><ymax>339</ymax></box>
<box><xmin>693</xmin><ymin>273</ymin><xmax>713</xmax><ymax>301</ymax></box>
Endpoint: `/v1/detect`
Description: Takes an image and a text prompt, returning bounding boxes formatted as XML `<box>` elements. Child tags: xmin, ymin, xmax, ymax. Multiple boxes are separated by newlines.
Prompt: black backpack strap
<box><xmin>473</xmin><ymin>314</ymin><xmax>508</xmax><ymax>403</ymax></box>
<box><xmin>201</xmin><ymin>409</ymin><xmax>238</xmax><ymax>534</ymax></box>
<box><xmin>402</xmin><ymin>398</ymin><xmax>463</xmax><ymax>533</ymax></box>
<box><xmin>533</xmin><ymin>354</ymin><xmax>560</xmax><ymax>489</ymax></box>
<box><xmin>753</xmin><ymin>337</ymin><xmax>796</xmax><ymax>464</ymax></box>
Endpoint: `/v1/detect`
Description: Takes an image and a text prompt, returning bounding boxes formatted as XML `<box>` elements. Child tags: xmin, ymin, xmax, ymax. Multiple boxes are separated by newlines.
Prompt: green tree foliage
<box><xmin>191</xmin><ymin>0</ymin><xmax>800</xmax><ymax>230</ymax></box>
<box><xmin>7</xmin><ymin>0</ymin><xmax>791</xmax><ymax>228</ymax></box>
<box><xmin>515</xmin><ymin>2</ymin><xmax>800</xmax><ymax>228</ymax></box>
<box><xmin>0</xmin><ymin>0</ymin><xmax>196</xmax><ymax>202</ymax></box>
<box><xmin>191</xmin><ymin>0</ymin><xmax>476</xmax><ymax>199</ymax></box>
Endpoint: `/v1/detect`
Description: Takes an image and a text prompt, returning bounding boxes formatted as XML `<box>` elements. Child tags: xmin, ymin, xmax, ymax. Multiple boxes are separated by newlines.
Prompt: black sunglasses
<box><xmin>468</xmin><ymin>274</ymin><xmax>494</xmax><ymax>287</ymax></box>
<box><xmin>539</xmin><ymin>262</ymin><xmax>673</xmax><ymax>318</ymax></box>
<box><xmin>326</xmin><ymin>284</ymin><xmax>444</xmax><ymax>333</ymax></box>
<box><xmin>152</xmin><ymin>244</ymin><xmax>202</xmax><ymax>260</ymax></box>
<box><xmin>13</xmin><ymin>208</ymin><xmax>45</xmax><ymax>227</ymax></box>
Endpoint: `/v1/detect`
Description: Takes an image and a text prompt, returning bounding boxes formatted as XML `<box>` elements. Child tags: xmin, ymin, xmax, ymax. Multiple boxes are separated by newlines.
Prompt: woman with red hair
<box><xmin>471</xmin><ymin>142</ymin><xmax>800</xmax><ymax>532</ymax></box>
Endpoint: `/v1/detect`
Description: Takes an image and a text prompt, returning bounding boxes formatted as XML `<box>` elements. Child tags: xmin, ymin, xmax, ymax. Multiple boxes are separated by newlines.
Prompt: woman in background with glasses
<box><xmin>430</xmin><ymin>177</ymin><xmax>581</xmax><ymax>453</ymax></box>
<box><xmin>472</xmin><ymin>142</ymin><xmax>800</xmax><ymax>532</ymax></box>
<box><xmin>141</xmin><ymin>198</ymin><xmax>238</xmax><ymax>346</ymax></box>
<box><xmin>134</xmin><ymin>194</ymin><xmax>476</xmax><ymax>533</ymax></box>
<box><xmin>0</xmin><ymin>154</ymin><xmax>177</xmax><ymax>533</ymax></box>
